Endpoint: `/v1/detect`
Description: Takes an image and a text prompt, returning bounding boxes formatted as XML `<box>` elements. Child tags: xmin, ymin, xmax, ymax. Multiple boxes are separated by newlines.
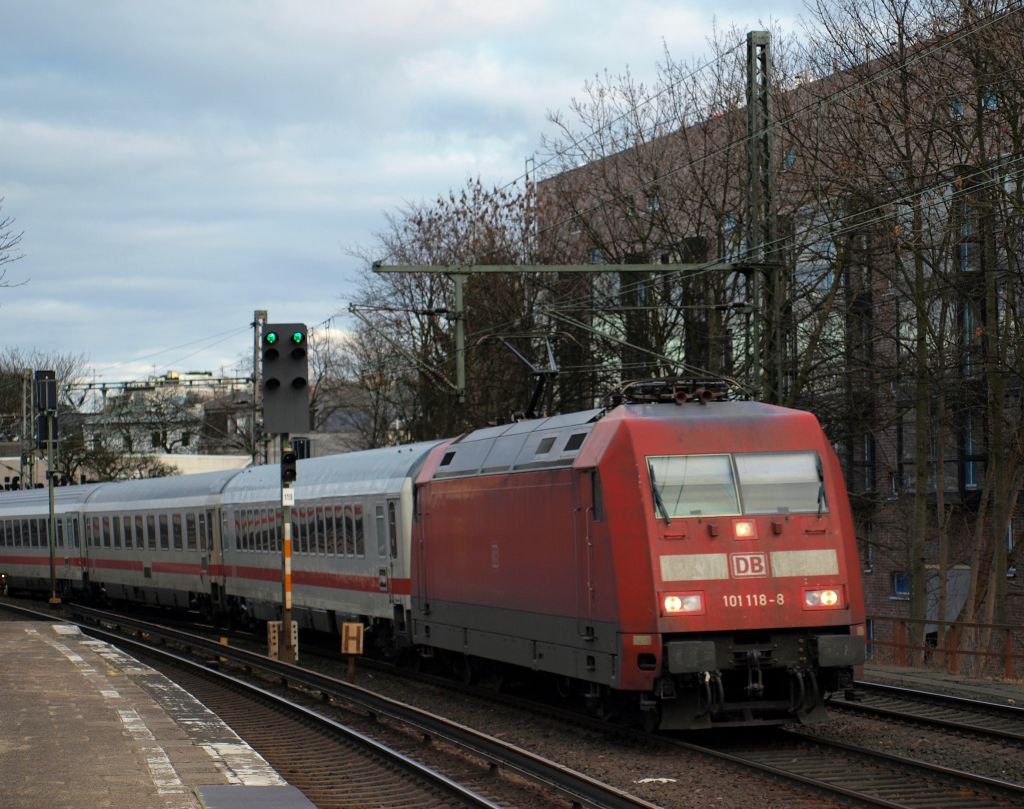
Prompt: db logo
<box><xmin>730</xmin><ymin>552</ymin><xmax>768</xmax><ymax>578</ymax></box>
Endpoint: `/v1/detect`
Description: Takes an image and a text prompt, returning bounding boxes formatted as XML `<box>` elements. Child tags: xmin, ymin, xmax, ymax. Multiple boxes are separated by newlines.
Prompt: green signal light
<box><xmin>291</xmin><ymin>331</ymin><xmax>305</xmax><ymax>345</ymax></box>
<box><xmin>266</xmin><ymin>331</ymin><xmax>279</xmax><ymax>345</ymax></box>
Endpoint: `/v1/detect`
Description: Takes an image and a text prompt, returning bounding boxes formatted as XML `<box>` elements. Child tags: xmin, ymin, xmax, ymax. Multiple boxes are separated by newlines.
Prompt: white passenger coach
<box><xmin>0</xmin><ymin>441</ymin><xmax>443</xmax><ymax>646</ymax></box>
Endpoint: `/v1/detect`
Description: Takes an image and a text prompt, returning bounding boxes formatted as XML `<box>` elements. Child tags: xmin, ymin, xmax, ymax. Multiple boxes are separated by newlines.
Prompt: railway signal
<box><xmin>261</xmin><ymin>322</ymin><xmax>310</xmax><ymax>434</ymax></box>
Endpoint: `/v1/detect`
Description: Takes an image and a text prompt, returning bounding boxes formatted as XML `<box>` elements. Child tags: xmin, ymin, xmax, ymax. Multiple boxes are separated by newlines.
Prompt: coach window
<box><xmin>12</xmin><ymin>520</ymin><xmax>21</xmax><ymax>547</ymax></box>
<box><xmin>264</xmin><ymin>509</ymin><xmax>273</xmax><ymax>551</ymax></box>
<box><xmin>172</xmin><ymin>513</ymin><xmax>183</xmax><ymax>550</ymax></box>
<box><xmin>272</xmin><ymin>508</ymin><xmax>282</xmax><ymax>552</ymax></box>
<box><xmin>305</xmin><ymin>507</ymin><xmax>316</xmax><ymax>554</ymax></box>
<box><xmin>293</xmin><ymin>508</ymin><xmax>304</xmax><ymax>554</ymax></box>
<box><xmin>55</xmin><ymin>518</ymin><xmax>64</xmax><ymax>548</ymax></box>
<box><xmin>122</xmin><ymin>514</ymin><xmax>133</xmax><ymax>549</ymax></box>
<box><xmin>343</xmin><ymin>505</ymin><xmax>355</xmax><ymax>556</ymax></box>
<box><xmin>197</xmin><ymin>512</ymin><xmax>207</xmax><ymax>551</ymax></box>
<box><xmin>135</xmin><ymin>515</ymin><xmax>145</xmax><ymax>549</ymax></box>
<box><xmin>28</xmin><ymin>519</ymin><xmax>37</xmax><ymax>547</ymax></box>
<box><xmin>334</xmin><ymin>505</ymin><xmax>345</xmax><ymax>556</ymax></box>
<box><xmin>158</xmin><ymin>514</ymin><xmax>169</xmax><ymax>550</ymax></box>
<box><xmin>298</xmin><ymin>507</ymin><xmax>309</xmax><ymax>554</ymax></box>
<box><xmin>375</xmin><ymin>504</ymin><xmax>386</xmax><ymax>558</ymax></box>
<box><xmin>186</xmin><ymin>513</ymin><xmax>197</xmax><ymax>551</ymax></box>
<box><xmin>326</xmin><ymin>505</ymin><xmax>338</xmax><ymax>555</ymax></box>
<box><xmin>353</xmin><ymin>504</ymin><xmax>365</xmax><ymax>557</ymax></box>
<box><xmin>306</xmin><ymin>507</ymin><xmax>317</xmax><ymax>554</ymax></box>
<box><xmin>113</xmin><ymin>515</ymin><xmax>123</xmax><ymax>548</ymax></box>
<box><xmin>388</xmin><ymin>501</ymin><xmax>398</xmax><ymax>559</ymax></box>
<box><xmin>316</xmin><ymin>506</ymin><xmax>327</xmax><ymax>554</ymax></box>
<box><xmin>305</xmin><ymin>507</ymin><xmax>314</xmax><ymax>554</ymax></box>
<box><xmin>71</xmin><ymin>517</ymin><xmax>79</xmax><ymax>548</ymax></box>
<box><xmin>92</xmin><ymin>517</ymin><xmax>101</xmax><ymax>547</ymax></box>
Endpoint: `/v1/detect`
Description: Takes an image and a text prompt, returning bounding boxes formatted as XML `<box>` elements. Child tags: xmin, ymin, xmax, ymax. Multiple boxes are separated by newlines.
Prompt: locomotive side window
<box><xmin>591</xmin><ymin>471</ymin><xmax>605</xmax><ymax>521</ymax></box>
<box><xmin>735</xmin><ymin>452</ymin><xmax>827</xmax><ymax>515</ymax></box>
<box><xmin>648</xmin><ymin>455</ymin><xmax>740</xmax><ymax>517</ymax></box>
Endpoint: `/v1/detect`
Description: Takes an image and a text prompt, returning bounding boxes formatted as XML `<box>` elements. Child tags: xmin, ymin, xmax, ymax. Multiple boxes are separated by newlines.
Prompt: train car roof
<box><xmin>82</xmin><ymin>469</ymin><xmax>243</xmax><ymax>511</ymax></box>
<box><xmin>222</xmin><ymin>441</ymin><xmax>443</xmax><ymax>504</ymax></box>
<box><xmin>0</xmin><ymin>483</ymin><xmax>105</xmax><ymax>516</ymax></box>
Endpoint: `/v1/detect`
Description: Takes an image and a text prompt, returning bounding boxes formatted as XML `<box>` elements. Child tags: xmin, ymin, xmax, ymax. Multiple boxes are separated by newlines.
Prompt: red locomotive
<box><xmin>0</xmin><ymin>389</ymin><xmax>863</xmax><ymax>730</ymax></box>
<box><xmin>412</xmin><ymin>392</ymin><xmax>865</xmax><ymax>728</ymax></box>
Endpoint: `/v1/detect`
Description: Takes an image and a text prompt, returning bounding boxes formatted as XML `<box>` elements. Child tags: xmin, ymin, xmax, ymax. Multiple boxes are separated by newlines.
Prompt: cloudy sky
<box><xmin>1</xmin><ymin>0</ymin><xmax>805</xmax><ymax>383</ymax></box>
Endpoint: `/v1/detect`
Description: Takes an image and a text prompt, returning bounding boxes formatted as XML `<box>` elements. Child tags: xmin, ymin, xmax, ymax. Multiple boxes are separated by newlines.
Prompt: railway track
<box><xmin>9</xmin><ymin>597</ymin><xmax>1024</xmax><ymax>808</ymax></box>
<box><xmin>827</xmin><ymin>681</ymin><xmax>1024</xmax><ymax>743</ymax></box>
<box><xmin>4</xmin><ymin>600</ymin><xmax>658</xmax><ymax>809</ymax></box>
<box><xmin>693</xmin><ymin>729</ymin><xmax>1024</xmax><ymax>809</ymax></box>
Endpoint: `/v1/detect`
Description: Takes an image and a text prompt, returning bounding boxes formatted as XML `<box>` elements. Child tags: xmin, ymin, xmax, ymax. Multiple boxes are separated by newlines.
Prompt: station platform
<box><xmin>862</xmin><ymin>662</ymin><xmax>1024</xmax><ymax>705</ymax></box>
<box><xmin>0</xmin><ymin>621</ymin><xmax>315</xmax><ymax>809</ymax></box>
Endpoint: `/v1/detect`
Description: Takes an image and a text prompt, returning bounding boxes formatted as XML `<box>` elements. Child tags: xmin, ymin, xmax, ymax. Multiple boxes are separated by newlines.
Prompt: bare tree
<box><xmin>0</xmin><ymin>198</ymin><xmax>24</xmax><ymax>289</ymax></box>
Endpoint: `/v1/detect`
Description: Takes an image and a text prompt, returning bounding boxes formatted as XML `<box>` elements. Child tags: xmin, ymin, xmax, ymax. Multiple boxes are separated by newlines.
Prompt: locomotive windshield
<box><xmin>647</xmin><ymin>451</ymin><xmax>827</xmax><ymax>517</ymax></box>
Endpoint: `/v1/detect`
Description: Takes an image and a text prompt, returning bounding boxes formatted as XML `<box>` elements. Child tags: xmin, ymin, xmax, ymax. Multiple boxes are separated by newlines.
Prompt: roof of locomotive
<box><xmin>0</xmin><ymin>482</ymin><xmax>105</xmax><ymax>516</ymax></box>
<box><xmin>589</xmin><ymin>400</ymin><xmax>826</xmax><ymax>458</ymax></box>
<box><xmin>613</xmin><ymin>400</ymin><xmax>813</xmax><ymax>424</ymax></box>
<box><xmin>222</xmin><ymin>440</ymin><xmax>442</xmax><ymax>504</ymax></box>
<box><xmin>426</xmin><ymin>400</ymin><xmax>825</xmax><ymax>481</ymax></box>
<box><xmin>431</xmin><ymin>408</ymin><xmax>603</xmax><ymax>479</ymax></box>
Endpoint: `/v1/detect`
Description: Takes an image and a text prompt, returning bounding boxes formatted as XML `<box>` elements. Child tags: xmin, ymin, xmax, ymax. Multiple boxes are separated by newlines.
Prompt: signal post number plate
<box><xmin>721</xmin><ymin>593</ymin><xmax>785</xmax><ymax>608</ymax></box>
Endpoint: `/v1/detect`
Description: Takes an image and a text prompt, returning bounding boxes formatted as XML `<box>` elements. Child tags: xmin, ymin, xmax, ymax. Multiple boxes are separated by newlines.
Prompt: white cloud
<box><xmin>0</xmin><ymin>0</ymin><xmax>809</xmax><ymax>380</ymax></box>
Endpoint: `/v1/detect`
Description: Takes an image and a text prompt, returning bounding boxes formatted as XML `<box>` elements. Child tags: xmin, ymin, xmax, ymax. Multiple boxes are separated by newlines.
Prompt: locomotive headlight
<box><xmin>734</xmin><ymin>519</ymin><xmax>757</xmax><ymax>539</ymax></box>
<box><xmin>661</xmin><ymin>592</ymin><xmax>704</xmax><ymax>615</ymax></box>
<box><xmin>803</xmin><ymin>587</ymin><xmax>842</xmax><ymax>609</ymax></box>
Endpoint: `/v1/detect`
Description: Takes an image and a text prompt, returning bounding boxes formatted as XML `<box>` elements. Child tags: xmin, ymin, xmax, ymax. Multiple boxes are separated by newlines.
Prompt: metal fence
<box><xmin>867</xmin><ymin>615</ymin><xmax>1023</xmax><ymax>680</ymax></box>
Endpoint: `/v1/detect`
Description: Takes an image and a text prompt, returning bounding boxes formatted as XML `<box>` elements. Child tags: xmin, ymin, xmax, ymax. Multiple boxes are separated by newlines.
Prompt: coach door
<box><xmin>206</xmin><ymin>508</ymin><xmax>226</xmax><ymax>605</ymax></box>
<box><xmin>572</xmin><ymin>469</ymin><xmax>598</xmax><ymax>637</ymax></box>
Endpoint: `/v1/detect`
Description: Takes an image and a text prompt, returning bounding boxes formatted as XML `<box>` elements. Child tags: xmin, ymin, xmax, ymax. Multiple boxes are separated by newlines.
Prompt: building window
<box><xmin>891</xmin><ymin>572</ymin><xmax>911</xmax><ymax>599</ymax></box>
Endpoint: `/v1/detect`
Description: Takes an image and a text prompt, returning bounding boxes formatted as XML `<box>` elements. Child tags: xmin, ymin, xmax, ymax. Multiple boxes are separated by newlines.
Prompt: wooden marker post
<box><xmin>341</xmin><ymin>622</ymin><xmax>364</xmax><ymax>677</ymax></box>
